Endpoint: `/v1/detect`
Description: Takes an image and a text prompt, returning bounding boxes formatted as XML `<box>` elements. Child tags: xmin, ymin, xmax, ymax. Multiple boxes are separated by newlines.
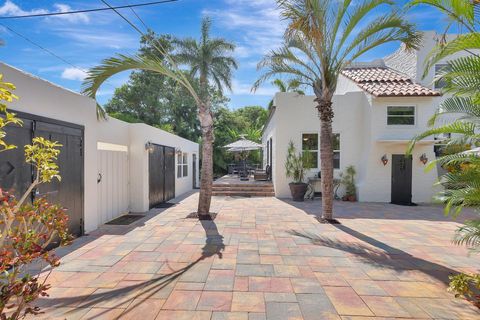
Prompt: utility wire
<box><xmin>0</xmin><ymin>0</ymin><xmax>178</xmax><ymax>20</ymax></box>
<box><xmin>0</xmin><ymin>22</ymin><xmax>88</xmax><ymax>73</ymax></box>
<box><xmin>125</xmin><ymin>0</ymin><xmax>149</xmax><ymax>31</ymax></box>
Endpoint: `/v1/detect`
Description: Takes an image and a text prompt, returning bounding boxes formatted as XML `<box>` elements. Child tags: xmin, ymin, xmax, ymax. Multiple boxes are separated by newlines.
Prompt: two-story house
<box><xmin>262</xmin><ymin>31</ymin><xmax>464</xmax><ymax>204</ymax></box>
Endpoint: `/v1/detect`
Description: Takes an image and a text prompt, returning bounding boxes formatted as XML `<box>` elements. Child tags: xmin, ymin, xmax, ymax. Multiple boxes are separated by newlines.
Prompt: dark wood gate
<box><xmin>391</xmin><ymin>154</ymin><xmax>413</xmax><ymax>205</ymax></box>
<box><xmin>149</xmin><ymin>144</ymin><xmax>175</xmax><ymax>208</ymax></box>
<box><xmin>0</xmin><ymin>112</ymin><xmax>84</xmax><ymax>236</ymax></box>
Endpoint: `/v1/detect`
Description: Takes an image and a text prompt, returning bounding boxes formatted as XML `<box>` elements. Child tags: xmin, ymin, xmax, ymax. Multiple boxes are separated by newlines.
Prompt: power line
<box><xmin>0</xmin><ymin>0</ymin><xmax>178</xmax><ymax>20</ymax></box>
<box><xmin>125</xmin><ymin>0</ymin><xmax>149</xmax><ymax>31</ymax></box>
<box><xmin>0</xmin><ymin>22</ymin><xmax>87</xmax><ymax>73</ymax></box>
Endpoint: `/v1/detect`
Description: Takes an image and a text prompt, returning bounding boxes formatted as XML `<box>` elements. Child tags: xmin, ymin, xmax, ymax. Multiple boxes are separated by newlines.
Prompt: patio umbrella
<box><xmin>224</xmin><ymin>138</ymin><xmax>263</xmax><ymax>180</ymax></box>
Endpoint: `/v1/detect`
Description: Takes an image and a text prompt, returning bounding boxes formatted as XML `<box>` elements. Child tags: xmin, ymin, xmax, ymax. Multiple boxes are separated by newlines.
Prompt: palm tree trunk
<box><xmin>316</xmin><ymin>97</ymin><xmax>335</xmax><ymax>221</ymax></box>
<box><xmin>197</xmin><ymin>101</ymin><xmax>214</xmax><ymax>218</ymax></box>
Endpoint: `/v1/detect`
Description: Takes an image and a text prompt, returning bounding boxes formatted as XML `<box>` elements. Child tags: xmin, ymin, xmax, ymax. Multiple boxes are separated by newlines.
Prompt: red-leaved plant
<box><xmin>0</xmin><ymin>74</ymin><xmax>72</xmax><ymax>319</ymax></box>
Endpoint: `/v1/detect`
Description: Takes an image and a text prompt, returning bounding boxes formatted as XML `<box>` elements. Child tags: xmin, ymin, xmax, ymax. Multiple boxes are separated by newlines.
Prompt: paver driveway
<box><xmin>30</xmin><ymin>192</ymin><xmax>480</xmax><ymax>319</ymax></box>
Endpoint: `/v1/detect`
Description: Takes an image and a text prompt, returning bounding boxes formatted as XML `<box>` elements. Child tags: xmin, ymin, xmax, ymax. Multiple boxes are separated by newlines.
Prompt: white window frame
<box><xmin>177</xmin><ymin>152</ymin><xmax>188</xmax><ymax>178</ymax></box>
<box><xmin>301</xmin><ymin>132</ymin><xmax>319</xmax><ymax>169</ymax></box>
<box><xmin>386</xmin><ymin>106</ymin><xmax>416</xmax><ymax>127</ymax></box>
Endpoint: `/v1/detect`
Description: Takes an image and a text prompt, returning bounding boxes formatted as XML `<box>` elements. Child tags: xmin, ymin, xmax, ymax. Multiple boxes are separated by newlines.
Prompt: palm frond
<box><xmin>428</xmin><ymin>96</ymin><xmax>480</xmax><ymax>126</ymax></box>
<box><xmin>453</xmin><ymin>220</ymin><xmax>480</xmax><ymax>252</ymax></box>
<box><xmin>82</xmin><ymin>54</ymin><xmax>201</xmax><ymax>118</ymax></box>
<box><xmin>408</xmin><ymin>121</ymin><xmax>479</xmax><ymax>155</ymax></box>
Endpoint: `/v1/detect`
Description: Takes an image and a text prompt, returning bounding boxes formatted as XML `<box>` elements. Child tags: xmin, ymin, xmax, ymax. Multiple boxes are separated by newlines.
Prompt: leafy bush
<box><xmin>340</xmin><ymin>165</ymin><xmax>356</xmax><ymax>199</ymax></box>
<box><xmin>285</xmin><ymin>141</ymin><xmax>308</xmax><ymax>183</ymax></box>
<box><xmin>0</xmin><ymin>74</ymin><xmax>71</xmax><ymax>319</ymax></box>
<box><xmin>448</xmin><ymin>273</ymin><xmax>480</xmax><ymax>307</ymax></box>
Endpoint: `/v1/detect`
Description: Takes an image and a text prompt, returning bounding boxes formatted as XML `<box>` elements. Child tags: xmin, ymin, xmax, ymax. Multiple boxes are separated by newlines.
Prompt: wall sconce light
<box><xmin>145</xmin><ymin>141</ymin><xmax>154</xmax><ymax>153</ymax></box>
<box><xmin>420</xmin><ymin>153</ymin><xmax>428</xmax><ymax>165</ymax></box>
<box><xmin>175</xmin><ymin>148</ymin><xmax>182</xmax><ymax>156</ymax></box>
<box><xmin>381</xmin><ymin>154</ymin><xmax>388</xmax><ymax>166</ymax></box>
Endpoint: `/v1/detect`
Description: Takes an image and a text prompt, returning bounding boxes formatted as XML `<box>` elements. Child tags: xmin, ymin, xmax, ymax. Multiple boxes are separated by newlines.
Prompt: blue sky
<box><xmin>0</xmin><ymin>0</ymin><xmax>452</xmax><ymax>109</ymax></box>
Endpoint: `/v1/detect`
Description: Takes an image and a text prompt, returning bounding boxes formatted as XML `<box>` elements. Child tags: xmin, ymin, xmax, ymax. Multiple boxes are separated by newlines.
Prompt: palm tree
<box><xmin>268</xmin><ymin>78</ymin><xmax>305</xmax><ymax>109</ymax></box>
<box><xmin>83</xmin><ymin>18</ymin><xmax>237</xmax><ymax>218</ymax></box>
<box><xmin>174</xmin><ymin>17</ymin><xmax>238</xmax><ymax>217</ymax></box>
<box><xmin>254</xmin><ymin>0</ymin><xmax>421</xmax><ymax>222</ymax></box>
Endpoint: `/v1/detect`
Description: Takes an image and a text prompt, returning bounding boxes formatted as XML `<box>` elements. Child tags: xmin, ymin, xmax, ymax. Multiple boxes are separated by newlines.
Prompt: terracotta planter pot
<box><xmin>289</xmin><ymin>183</ymin><xmax>308</xmax><ymax>202</ymax></box>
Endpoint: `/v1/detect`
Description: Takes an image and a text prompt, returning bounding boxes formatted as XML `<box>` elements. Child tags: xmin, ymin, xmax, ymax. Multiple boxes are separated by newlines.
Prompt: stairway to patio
<box><xmin>212</xmin><ymin>175</ymin><xmax>275</xmax><ymax>197</ymax></box>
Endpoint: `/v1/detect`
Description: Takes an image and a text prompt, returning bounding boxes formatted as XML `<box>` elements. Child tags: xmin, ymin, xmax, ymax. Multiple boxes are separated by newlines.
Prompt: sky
<box><xmin>0</xmin><ymin>0</ymin><xmax>454</xmax><ymax>109</ymax></box>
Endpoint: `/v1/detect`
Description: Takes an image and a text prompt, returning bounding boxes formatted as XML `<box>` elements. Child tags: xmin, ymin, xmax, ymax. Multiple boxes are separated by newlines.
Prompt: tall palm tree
<box><xmin>83</xmin><ymin>18</ymin><xmax>237</xmax><ymax>218</ymax></box>
<box><xmin>174</xmin><ymin>17</ymin><xmax>237</xmax><ymax>217</ymax></box>
<box><xmin>254</xmin><ymin>0</ymin><xmax>421</xmax><ymax>222</ymax></box>
<box><xmin>268</xmin><ymin>78</ymin><xmax>305</xmax><ymax>109</ymax></box>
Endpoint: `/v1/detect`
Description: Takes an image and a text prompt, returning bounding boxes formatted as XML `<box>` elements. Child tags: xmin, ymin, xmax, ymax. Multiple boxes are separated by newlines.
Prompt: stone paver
<box><xmin>29</xmin><ymin>193</ymin><xmax>480</xmax><ymax>319</ymax></box>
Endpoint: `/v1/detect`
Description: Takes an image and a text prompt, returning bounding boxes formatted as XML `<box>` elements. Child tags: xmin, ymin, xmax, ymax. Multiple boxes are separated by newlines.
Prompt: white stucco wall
<box><xmin>0</xmin><ymin>63</ymin><xmax>199</xmax><ymax>232</ymax></box>
<box><xmin>263</xmin><ymin>92</ymin><xmax>439</xmax><ymax>203</ymax></box>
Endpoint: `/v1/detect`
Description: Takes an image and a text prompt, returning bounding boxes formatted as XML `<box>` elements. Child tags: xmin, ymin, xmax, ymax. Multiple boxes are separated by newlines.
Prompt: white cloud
<box><xmin>51</xmin><ymin>4</ymin><xmax>90</xmax><ymax>24</ymax></box>
<box><xmin>0</xmin><ymin>0</ymin><xmax>47</xmax><ymax>16</ymax></box>
<box><xmin>61</xmin><ymin>67</ymin><xmax>87</xmax><ymax>81</ymax></box>
<box><xmin>231</xmin><ymin>79</ymin><xmax>276</xmax><ymax>96</ymax></box>
<box><xmin>204</xmin><ymin>0</ymin><xmax>286</xmax><ymax>60</ymax></box>
<box><xmin>55</xmin><ymin>28</ymin><xmax>138</xmax><ymax>49</ymax></box>
<box><xmin>0</xmin><ymin>1</ymin><xmax>89</xmax><ymax>24</ymax></box>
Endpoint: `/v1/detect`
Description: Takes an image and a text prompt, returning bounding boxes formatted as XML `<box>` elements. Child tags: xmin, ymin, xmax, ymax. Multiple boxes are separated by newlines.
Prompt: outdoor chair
<box><xmin>254</xmin><ymin>165</ymin><xmax>271</xmax><ymax>181</ymax></box>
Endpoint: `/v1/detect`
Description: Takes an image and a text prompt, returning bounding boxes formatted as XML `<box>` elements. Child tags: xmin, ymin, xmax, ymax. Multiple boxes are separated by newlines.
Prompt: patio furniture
<box><xmin>254</xmin><ymin>165</ymin><xmax>271</xmax><ymax>181</ymax></box>
<box><xmin>224</xmin><ymin>137</ymin><xmax>263</xmax><ymax>181</ymax></box>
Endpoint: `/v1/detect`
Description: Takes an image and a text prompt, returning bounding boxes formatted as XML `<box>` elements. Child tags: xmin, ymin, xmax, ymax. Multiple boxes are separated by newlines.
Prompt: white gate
<box><xmin>97</xmin><ymin>143</ymin><xmax>129</xmax><ymax>224</ymax></box>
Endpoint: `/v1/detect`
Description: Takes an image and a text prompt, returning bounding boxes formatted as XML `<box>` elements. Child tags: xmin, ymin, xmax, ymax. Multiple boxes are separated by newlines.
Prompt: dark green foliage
<box><xmin>213</xmin><ymin>106</ymin><xmax>268</xmax><ymax>175</ymax></box>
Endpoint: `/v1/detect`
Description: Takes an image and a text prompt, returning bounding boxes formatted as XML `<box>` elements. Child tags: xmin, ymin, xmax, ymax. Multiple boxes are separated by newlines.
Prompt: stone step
<box><xmin>212</xmin><ymin>191</ymin><xmax>275</xmax><ymax>197</ymax></box>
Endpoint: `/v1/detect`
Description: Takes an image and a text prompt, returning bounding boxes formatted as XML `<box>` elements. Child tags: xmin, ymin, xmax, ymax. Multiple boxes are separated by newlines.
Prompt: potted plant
<box><xmin>340</xmin><ymin>165</ymin><xmax>357</xmax><ymax>202</ymax></box>
<box><xmin>285</xmin><ymin>141</ymin><xmax>308</xmax><ymax>201</ymax></box>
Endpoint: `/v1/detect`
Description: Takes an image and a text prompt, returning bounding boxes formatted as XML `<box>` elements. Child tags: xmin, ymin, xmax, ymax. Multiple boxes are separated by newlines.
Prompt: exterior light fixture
<box><xmin>175</xmin><ymin>148</ymin><xmax>182</xmax><ymax>156</ymax></box>
<box><xmin>420</xmin><ymin>153</ymin><xmax>428</xmax><ymax>165</ymax></box>
<box><xmin>145</xmin><ymin>141</ymin><xmax>154</xmax><ymax>153</ymax></box>
<box><xmin>381</xmin><ymin>154</ymin><xmax>388</xmax><ymax>166</ymax></box>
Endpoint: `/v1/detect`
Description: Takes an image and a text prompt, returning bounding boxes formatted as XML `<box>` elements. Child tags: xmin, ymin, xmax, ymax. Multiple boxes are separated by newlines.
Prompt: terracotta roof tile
<box><xmin>341</xmin><ymin>67</ymin><xmax>440</xmax><ymax>97</ymax></box>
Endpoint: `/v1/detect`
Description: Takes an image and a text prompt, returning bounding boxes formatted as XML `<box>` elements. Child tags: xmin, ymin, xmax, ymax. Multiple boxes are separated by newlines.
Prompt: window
<box><xmin>302</xmin><ymin>133</ymin><xmax>318</xmax><ymax>168</ymax></box>
<box><xmin>177</xmin><ymin>153</ymin><xmax>188</xmax><ymax>178</ymax></box>
<box><xmin>434</xmin><ymin>63</ymin><xmax>451</xmax><ymax>89</ymax></box>
<box><xmin>332</xmin><ymin>133</ymin><xmax>340</xmax><ymax>169</ymax></box>
<box><xmin>387</xmin><ymin>106</ymin><xmax>415</xmax><ymax>125</ymax></box>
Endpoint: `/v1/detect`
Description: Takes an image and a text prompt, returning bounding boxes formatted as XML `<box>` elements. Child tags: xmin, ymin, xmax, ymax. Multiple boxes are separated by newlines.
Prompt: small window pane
<box><xmin>177</xmin><ymin>165</ymin><xmax>182</xmax><ymax>178</ymax></box>
<box><xmin>333</xmin><ymin>151</ymin><xmax>340</xmax><ymax>169</ymax></box>
<box><xmin>332</xmin><ymin>133</ymin><xmax>340</xmax><ymax>150</ymax></box>
<box><xmin>302</xmin><ymin>151</ymin><xmax>318</xmax><ymax>169</ymax></box>
<box><xmin>183</xmin><ymin>164</ymin><xmax>188</xmax><ymax>177</ymax></box>
<box><xmin>183</xmin><ymin>153</ymin><xmax>188</xmax><ymax>164</ymax></box>
<box><xmin>302</xmin><ymin>134</ymin><xmax>318</xmax><ymax>151</ymax></box>
<box><xmin>387</xmin><ymin>106</ymin><xmax>415</xmax><ymax>125</ymax></box>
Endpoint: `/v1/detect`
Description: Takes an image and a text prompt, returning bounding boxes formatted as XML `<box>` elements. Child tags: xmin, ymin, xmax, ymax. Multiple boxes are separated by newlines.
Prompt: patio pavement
<box><xmin>30</xmin><ymin>192</ymin><xmax>480</xmax><ymax>319</ymax></box>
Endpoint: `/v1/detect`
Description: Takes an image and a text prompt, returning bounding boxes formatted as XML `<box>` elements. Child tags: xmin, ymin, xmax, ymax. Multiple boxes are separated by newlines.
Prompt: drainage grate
<box><xmin>154</xmin><ymin>202</ymin><xmax>177</xmax><ymax>209</ymax></box>
<box><xmin>106</xmin><ymin>214</ymin><xmax>145</xmax><ymax>225</ymax></box>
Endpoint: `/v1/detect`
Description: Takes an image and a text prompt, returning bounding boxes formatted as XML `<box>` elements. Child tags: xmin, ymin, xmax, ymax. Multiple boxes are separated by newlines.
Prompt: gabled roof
<box><xmin>341</xmin><ymin>67</ymin><xmax>440</xmax><ymax>97</ymax></box>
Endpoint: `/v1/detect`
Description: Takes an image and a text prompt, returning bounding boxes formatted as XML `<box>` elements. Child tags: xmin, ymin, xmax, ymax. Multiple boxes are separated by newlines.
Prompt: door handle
<box><xmin>97</xmin><ymin>173</ymin><xmax>102</xmax><ymax>184</ymax></box>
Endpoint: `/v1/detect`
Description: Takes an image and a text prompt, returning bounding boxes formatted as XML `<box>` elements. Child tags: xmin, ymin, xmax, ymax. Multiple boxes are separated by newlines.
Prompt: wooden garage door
<box><xmin>97</xmin><ymin>147</ymin><xmax>129</xmax><ymax>224</ymax></box>
<box><xmin>0</xmin><ymin>112</ymin><xmax>84</xmax><ymax>237</ymax></box>
<box><xmin>149</xmin><ymin>144</ymin><xmax>175</xmax><ymax>208</ymax></box>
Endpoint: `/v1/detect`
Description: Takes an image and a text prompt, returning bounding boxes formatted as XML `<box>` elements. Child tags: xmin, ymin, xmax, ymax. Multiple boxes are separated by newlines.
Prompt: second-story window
<box><xmin>434</xmin><ymin>63</ymin><xmax>451</xmax><ymax>89</ymax></box>
<box><xmin>177</xmin><ymin>153</ymin><xmax>188</xmax><ymax>178</ymax></box>
<box><xmin>302</xmin><ymin>133</ymin><xmax>318</xmax><ymax>168</ymax></box>
<box><xmin>387</xmin><ymin>106</ymin><xmax>415</xmax><ymax>125</ymax></box>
